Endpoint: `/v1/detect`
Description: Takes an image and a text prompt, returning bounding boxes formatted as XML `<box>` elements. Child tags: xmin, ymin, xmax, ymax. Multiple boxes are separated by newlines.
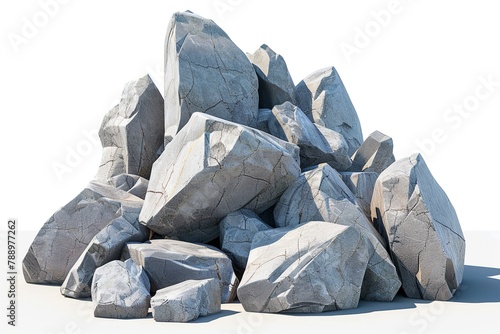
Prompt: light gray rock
<box><xmin>106</xmin><ymin>173</ymin><xmax>149</xmax><ymax>200</ymax></box>
<box><xmin>371</xmin><ymin>154</ymin><xmax>466</xmax><ymax>300</ymax></box>
<box><xmin>164</xmin><ymin>11</ymin><xmax>259</xmax><ymax>144</ymax></box>
<box><xmin>220</xmin><ymin>209</ymin><xmax>272</xmax><ymax>273</ymax></box>
<box><xmin>350</xmin><ymin>130</ymin><xmax>395</xmax><ymax>174</ymax></box>
<box><xmin>92</xmin><ymin>259</ymin><xmax>151</xmax><ymax>319</ymax></box>
<box><xmin>123</xmin><ymin>239</ymin><xmax>238</xmax><ymax>303</ymax></box>
<box><xmin>315</xmin><ymin>123</ymin><xmax>352</xmax><ymax>171</ymax></box>
<box><xmin>274</xmin><ymin>164</ymin><xmax>401</xmax><ymax>301</ymax></box>
<box><xmin>237</xmin><ymin>222</ymin><xmax>369</xmax><ymax>313</ymax></box>
<box><xmin>248</xmin><ymin>44</ymin><xmax>296</xmax><ymax>109</ymax></box>
<box><xmin>340</xmin><ymin>171</ymin><xmax>378</xmax><ymax>220</ymax></box>
<box><xmin>139</xmin><ymin>112</ymin><xmax>300</xmax><ymax>242</ymax></box>
<box><xmin>22</xmin><ymin>181</ymin><xmax>144</xmax><ymax>284</ymax></box>
<box><xmin>151</xmin><ymin>279</ymin><xmax>221</xmax><ymax>322</ymax></box>
<box><xmin>96</xmin><ymin>74</ymin><xmax>164</xmax><ymax>181</ymax></box>
<box><xmin>295</xmin><ymin>66</ymin><xmax>363</xmax><ymax>156</ymax></box>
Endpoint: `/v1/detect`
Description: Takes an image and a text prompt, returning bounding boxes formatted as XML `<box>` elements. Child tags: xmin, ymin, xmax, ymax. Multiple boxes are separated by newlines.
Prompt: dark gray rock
<box><xmin>350</xmin><ymin>130</ymin><xmax>395</xmax><ymax>174</ymax></box>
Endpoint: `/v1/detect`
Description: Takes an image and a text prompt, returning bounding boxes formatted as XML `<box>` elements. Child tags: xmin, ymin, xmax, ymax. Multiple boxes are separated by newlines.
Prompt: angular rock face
<box><xmin>151</xmin><ymin>279</ymin><xmax>221</xmax><ymax>322</ymax></box>
<box><xmin>220</xmin><ymin>209</ymin><xmax>272</xmax><ymax>274</ymax></box>
<box><xmin>96</xmin><ymin>74</ymin><xmax>164</xmax><ymax>181</ymax></box>
<box><xmin>164</xmin><ymin>11</ymin><xmax>259</xmax><ymax>143</ymax></box>
<box><xmin>371</xmin><ymin>154</ymin><xmax>466</xmax><ymax>300</ymax></box>
<box><xmin>238</xmin><ymin>222</ymin><xmax>369</xmax><ymax>313</ymax></box>
<box><xmin>274</xmin><ymin>164</ymin><xmax>401</xmax><ymax>301</ymax></box>
<box><xmin>106</xmin><ymin>173</ymin><xmax>149</xmax><ymax>200</ymax></box>
<box><xmin>350</xmin><ymin>130</ymin><xmax>395</xmax><ymax>174</ymax></box>
<box><xmin>248</xmin><ymin>44</ymin><xmax>296</xmax><ymax>109</ymax></box>
<box><xmin>22</xmin><ymin>181</ymin><xmax>144</xmax><ymax>284</ymax></box>
<box><xmin>123</xmin><ymin>239</ymin><xmax>238</xmax><ymax>303</ymax></box>
<box><xmin>92</xmin><ymin>259</ymin><xmax>151</xmax><ymax>319</ymax></box>
<box><xmin>255</xmin><ymin>108</ymin><xmax>272</xmax><ymax>133</ymax></box>
<box><xmin>295</xmin><ymin>66</ymin><xmax>363</xmax><ymax>156</ymax></box>
<box><xmin>340</xmin><ymin>171</ymin><xmax>378</xmax><ymax>220</ymax></box>
<box><xmin>139</xmin><ymin>112</ymin><xmax>300</xmax><ymax>242</ymax></box>
<box><xmin>315</xmin><ymin>123</ymin><xmax>352</xmax><ymax>171</ymax></box>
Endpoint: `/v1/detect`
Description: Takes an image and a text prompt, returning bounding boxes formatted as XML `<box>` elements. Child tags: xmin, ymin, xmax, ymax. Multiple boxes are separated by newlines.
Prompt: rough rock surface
<box><xmin>123</xmin><ymin>239</ymin><xmax>238</xmax><ymax>303</ymax></box>
<box><xmin>237</xmin><ymin>222</ymin><xmax>369</xmax><ymax>313</ymax></box>
<box><xmin>315</xmin><ymin>123</ymin><xmax>352</xmax><ymax>171</ymax></box>
<box><xmin>274</xmin><ymin>164</ymin><xmax>401</xmax><ymax>301</ymax></box>
<box><xmin>151</xmin><ymin>279</ymin><xmax>221</xmax><ymax>322</ymax></box>
<box><xmin>92</xmin><ymin>259</ymin><xmax>150</xmax><ymax>319</ymax></box>
<box><xmin>255</xmin><ymin>108</ymin><xmax>272</xmax><ymax>133</ymax></box>
<box><xmin>371</xmin><ymin>154</ymin><xmax>466</xmax><ymax>300</ymax></box>
<box><xmin>220</xmin><ymin>209</ymin><xmax>272</xmax><ymax>273</ymax></box>
<box><xmin>164</xmin><ymin>11</ymin><xmax>259</xmax><ymax>143</ymax></box>
<box><xmin>340</xmin><ymin>171</ymin><xmax>378</xmax><ymax>220</ymax></box>
<box><xmin>106</xmin><ymin>173</ymin><xmax>149</xmax><ymax>200</ymax></box>
<box><xmin>139</xmin><ymin>112</ymin><xmax>300</xmax><ymax>242</ymax></box>
<box><xmin>23</xmin><ymin>181</ymin><xmax>144</xmax><ymax>284</ymax></box>
<box><xmin>96</xmin><ymin>74</ymin><xmax>164</xmax><ymax>181</ymax></box>
<box><xmin>248</xmin><ymin>44</ymin><xmax>296</xmax><ymax>109</ymax></box>
<box><xmin>350</xmin><ymin>130</ymin><xmax>395</xmax><ymax>174</ymax></box>
<box><xmin>295</xmin><ymin>66</ymin><xmax>363</xmax><ymax>156</ymax></box>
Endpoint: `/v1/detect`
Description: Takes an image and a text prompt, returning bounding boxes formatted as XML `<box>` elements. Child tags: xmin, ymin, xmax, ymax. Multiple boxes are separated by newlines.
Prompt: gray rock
<box><xmin>350</xmin><ymin>130</ymin><xmax>395</xmax><ymax>174</ymax></box>
<box><xmin>237</xmin><ymin>222</ymin><xmax>369</xmax><ymax>313</ymax></box>
<box><xmin>248</xmin><ymin>44</ymin><xmax>296</xmax><ymax>109</ymax></box>
<box><xmin>371</xmin><ymin>154</ymin><xmax>466</xmax><ymax>300</ymax></box>
<box><xmin>22</xmin><ymin>181</ymin><xmax>144</xmax><ymax>284</ymax></box>
<box><xmin>220</xmin><ymin>209</ymin><xmax>272</xmax><ymax>273</ymax></box>
<box><xmin>123</xmin><ymin>239</ymin><xmax>238</xmax><ymax>303</ymax></box>
<box><xmin>164</xmin><ymin>11</ymin><xmax>259</xmax><ymax>144</ymax></box>
<box><xmin>315</xmin><ymin>123</ymin><xmax>352</xmax><ymax>171</ymax></box>
<box><xmin>96</xmin><ymin>74</ymin><xmax>164</xmax><ymax>181</ymax></box>
<box><xmin>106</xmin><ymin>173</ymin><xmax>149</xmax><ymax>200</ymax></box>
<box><xmin>139</xmin><ymin>112</ymin><xmax>300</xmax><ymax>242</ymax></box>
<box><xmin>92</xmin><ymin>259</ymin><xmax>151</xmax><ymax>319</ymax></box>
<box><xmin>295</xmin><ymin>66</ymin><xmax>363</xmax><ymax>156</ymax></box>
<box><xmin>340</xmin><ymin>171</ymin><xmax>378</xmax><ymax>220</ymax></box>
<box><xmin>151</xmin><ymin>279</ymin><xmax>221</xmax><ymax>322</ymax></box>
<box><xmin>255</xmin><ymin>108</ymin><xmax>272</xmax><ymax>133</ymax></box>
<box><xmin>274</xmin><ymin>164</ymin><xmax>401</xmax><ymax>301</ymax></box>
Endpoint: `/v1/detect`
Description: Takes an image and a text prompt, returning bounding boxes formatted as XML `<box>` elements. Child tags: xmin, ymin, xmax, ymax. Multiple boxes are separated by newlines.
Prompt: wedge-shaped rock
<box><xmin>274</xmin><ymin>164</ymin><xmax>401</xmax><ymax>301</ymax></box>
<box><xmin>151</xmin><ymin>279</ymin><xmax>221</xmax><ymax>322</ymax></box>
<box><xmin>371</xmin><ymin>154</ymin><xmax>466</xmax><ymax>300</ymax></box>
<box><xmin>295</xmin><ymin>66</ymin><xmax>363</xmax><ymax>156</ymax></box>
<box><xmin>350</xmin><ymin>130</ymin><xmax>395</xmax><ymax>174</ymax></box>
<box><xmin>92</xmin><ymin>259</ymin><xmax>151</xmax><ymax>319</ymax></box>
<box><xmin>23</xmin><ymin>181</ymin><xmax>144</xmax><ymax>284</ymax></box>
<box><xmin>164</xmin><ymin>11</ymin><xmax>259</xmax><ymax>143</ymax></box>
<box><xmin>248</xmin><ymin>44</ymin><xmax>296</xmax><ymax>109</ymax></box>
<box><xmin>123</xmin><ymin>239</ymin><xmax>238</xmax><ymax>303</ymax></box>
<box><xmin>315</xmin><ymin>123</ymin><xmax>352</xmax><ymax>171</ymax></box>
<box><xmin>96</xmin><ymin>74</ymin><xmax>164</xmax><ymax>181</ymax></box>
<box><xmin>107</xmin><ymin>173</ymin><xmax>149</xmax><ymax>200</ymax></box>
<box><xmin>340</xmin><ymin>171</ymin><xmax>378</xmax><ymax>220</ymax></box>
<box><xmin>238</xmin><ymin>222</ymin><xmax>369</xmax><ymax>313</ymax></box>
<box><xmin>140</xmin><ymin>112</ymin><xmax>300</xmax><ymax>242</ymax></box>
<box><xmin>220</xmin><ymin>209</ymin><xmax>272</xmax><ymax>274</ymax></box>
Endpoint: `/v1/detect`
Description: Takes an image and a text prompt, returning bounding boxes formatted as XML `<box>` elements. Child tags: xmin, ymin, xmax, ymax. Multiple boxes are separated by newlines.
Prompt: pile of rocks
<box><xmin>23</xmin><ymin>10</ymin><xmax>465</xmax><ymax>322</ymax></box>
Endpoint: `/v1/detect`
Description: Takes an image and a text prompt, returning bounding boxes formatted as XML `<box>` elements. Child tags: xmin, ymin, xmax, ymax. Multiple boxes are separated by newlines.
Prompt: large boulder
<box><xmin>340</xmin><ymin>171</ymin><xmax>378</xmax><ymax>220</ymax></box>
<box><xmin>371</xmin><ymin>154</ymin><xmax>466</xmax><ymax>300</ymax></box>
<box><xmin>237</xmin><ymin>222</ymin><xmax>369</xmax><ymax>313</ymax></box>
<box><xmin>164</xmin><ymin>11</ymin><xmax>259</xmax><ymax>144</ymax></box>
<box><xmin>139</xmin><ymin>112</ymin><xmax>300</xmax><ymax>242</ymax></box>
<box><xmin>295</xmin><ymin>66</ymin><xmax>363</xmax><ymax>156</ymax></box>
<box><xmin>349</xmin><ymin>130</ymin><xmax>395</xmax><ymax>174</ymax></box>
<box><xmin>315</xmin><ymin>123</ymin><xmax>352</xmax><ymax>171</ymax></box>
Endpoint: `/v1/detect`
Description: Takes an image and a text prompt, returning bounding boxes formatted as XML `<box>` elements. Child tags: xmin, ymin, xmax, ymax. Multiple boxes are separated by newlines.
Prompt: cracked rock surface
<box><xmin>340</xmin><ymin>171</ymin><xmax>378</xmax><ymax>220</ymax></box>
<box><xmin>371</xmin><ymin>153</ymin><xmax>466</xmax><ymax>300</ymax></box>
<box><xmin>106</xmin><ymin>173</ymin><xmax>149</xmax><ymax>200</ymax></box>
<box><xmin>237</xmin><ymin>222</ymin><xmax>369</xmax><ymax>313</ymax></box>
<box><xmin>151</xmin><ymin>278</ymin><xmax>221</xmax><ymax>322</ymax></box>
<box><xmin>315</xmin><ymin>123</ymin><xmax>352</xmax><ymax>171</ymax></box>
<box><xmin>349</xmin><ymin>130</ymin><xmax>395</xmax><ymax>174</ymax></box>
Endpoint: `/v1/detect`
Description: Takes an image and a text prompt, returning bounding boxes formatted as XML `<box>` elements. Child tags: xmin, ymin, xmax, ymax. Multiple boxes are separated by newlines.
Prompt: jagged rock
<box><xmin>274</xmin><ymin>164</ymin><xmax>401</xmax><ymax>301</ymax></box>
<box><xmin>139</xmin><ymin>112</ymin><xmax>300</xmax><ymax>242</ymax></box>
<box><xmin>371</xmin><ymin>154</ymin><xmax>466</xmax><ymax>300</ymax></box>
<box><xmin>95</xmin><ymin>74</ymin><xmax>164</xmax><ymax>181</ymax></box>
<box><xmin>151</xmin><ymin>279</ymin><xmax>221</xmax><ymax>322</ymax></box>
<box><xmin>22</xmin><ymin>181</ymin><xmax>144</xmax><ymax>284</ymax></box>
<box><xmin>295</xmin><ymin>66</ymin><xmax>363</xmax><ymax>156</ymax></box>
<box><xmin>315</xmin><ymin>123</ymin><xmax>352</xmax><ymax>171</ymax></box>
<box><xmin>220</xmin><ymin>209</ymin><xmax>272</xmax><ymax>273</ymax></box>
<box><xmin>255</xmin><ymin>108</ymin><xmax>272</xmax><ymax>133</ymax></box>
<box><xmin>350</xmin><ymin>130</ymin><xmax>395</xmax><ymax>174</ymax></box>
<box><xmin>106</xmin><ymin>173</ymin><xmax>149</xmax><ymax>200</ymax></box>
<box><xmin>123</xmin><ymin>239</ymin><xmax>238</xmax><ymax>303</ymax></box>
<box><xmin>340</xmin><ymin>171</ymin><xmax>378</xmax><ymax>220</ymax></box>
<box><xmin>248</xmin><ymin>44</ymin><xmax>296</xmax><ymax>109</ymax></box>
<box><xmin>164</xmin><ymin>11</ymin><xmax>259</xmax><ymax>144</ymax></box>
<box><xmin>92</xmin><ymin>259</ymin><xmax>150</xmax><ymax>319</ymax></box>
<box><xmin>237</xmin><ymin>222</ymin><xmax>369</xmax><ymax>313</ymax></box>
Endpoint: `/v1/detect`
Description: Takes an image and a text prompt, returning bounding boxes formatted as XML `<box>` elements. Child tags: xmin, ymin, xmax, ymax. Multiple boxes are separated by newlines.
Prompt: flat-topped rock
<box><xmin>350</xmin><ymin>130</ymin><xmax>395</xmax><ymax>174</ymax></box>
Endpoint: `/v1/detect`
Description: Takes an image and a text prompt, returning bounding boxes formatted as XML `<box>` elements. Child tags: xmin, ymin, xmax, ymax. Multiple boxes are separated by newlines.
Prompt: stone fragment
<box><xmin>106</xmin><ymin>173</ymin><xmax>149</xmax><ymax>200</ymax></box>
<box><xmin>237</xmin><ymin>222</ymin><xmax>369</xmax><ymax>313</ymax></box>
<box><xmin>139</xmin><ymin>112</ymin><xmax>300</xmax><ymax>242</ymax></box>
<box><xmin>124</xmin><ymin>239</ymin><xmax>238</xmax><ymax>303</ymax></box>
<box><xmin>371</xmin><ymin>154</ymin><xmax>466</xmax><ymax>300</ymax></box>
<box><xmin>92</xmin><ymin>259</ymin><xmax>151</xmax><ymax>319</ymax></box>
<box><xmin>315</xmin><ymin>123</ymin><xmax>352</xmax><ymax>171</ymax></box>
<box><xmin>164</xmin><ymin>11</ymin><xmax>259</xmax><ymax>143</ymax></box>
<box><xmin>340</xmin><ymin>171</ymin><xmax>378</xmax><ymax>220</ymax></box>
<box><xmin>295</xmin><ymin>66</ymin><xmax>363</xmax><ymax>156</ymax></box>
<box><xmin>151</xmin><ymin>279</ymin><xmax>221</xmax><ymax>322</ymax></box>
<box><xmin>350</xmin><ymin>130</ymin><xmax>395</xmax><ymax>174</ymax></box>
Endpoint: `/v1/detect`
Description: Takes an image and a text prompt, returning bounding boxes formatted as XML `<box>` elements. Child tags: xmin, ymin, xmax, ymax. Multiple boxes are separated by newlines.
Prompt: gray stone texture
<box><xmin>315</xmin><ymin>123</ymin><xmax>352</xmax><ymax>171</ymax></box>
<box><xmin>340</xmin><ymin>171</ymin><xmax>378</xmax><ymax>220</ymax></box>
<box><xmin>350</xmin><ymin>130</ymin><xmax>395</xmax><ymax>174</ymax></box>
<box><xmin>106</xmin><ymin>173</ymin><xmax>149</xmax><ymax>200</ymax></box>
